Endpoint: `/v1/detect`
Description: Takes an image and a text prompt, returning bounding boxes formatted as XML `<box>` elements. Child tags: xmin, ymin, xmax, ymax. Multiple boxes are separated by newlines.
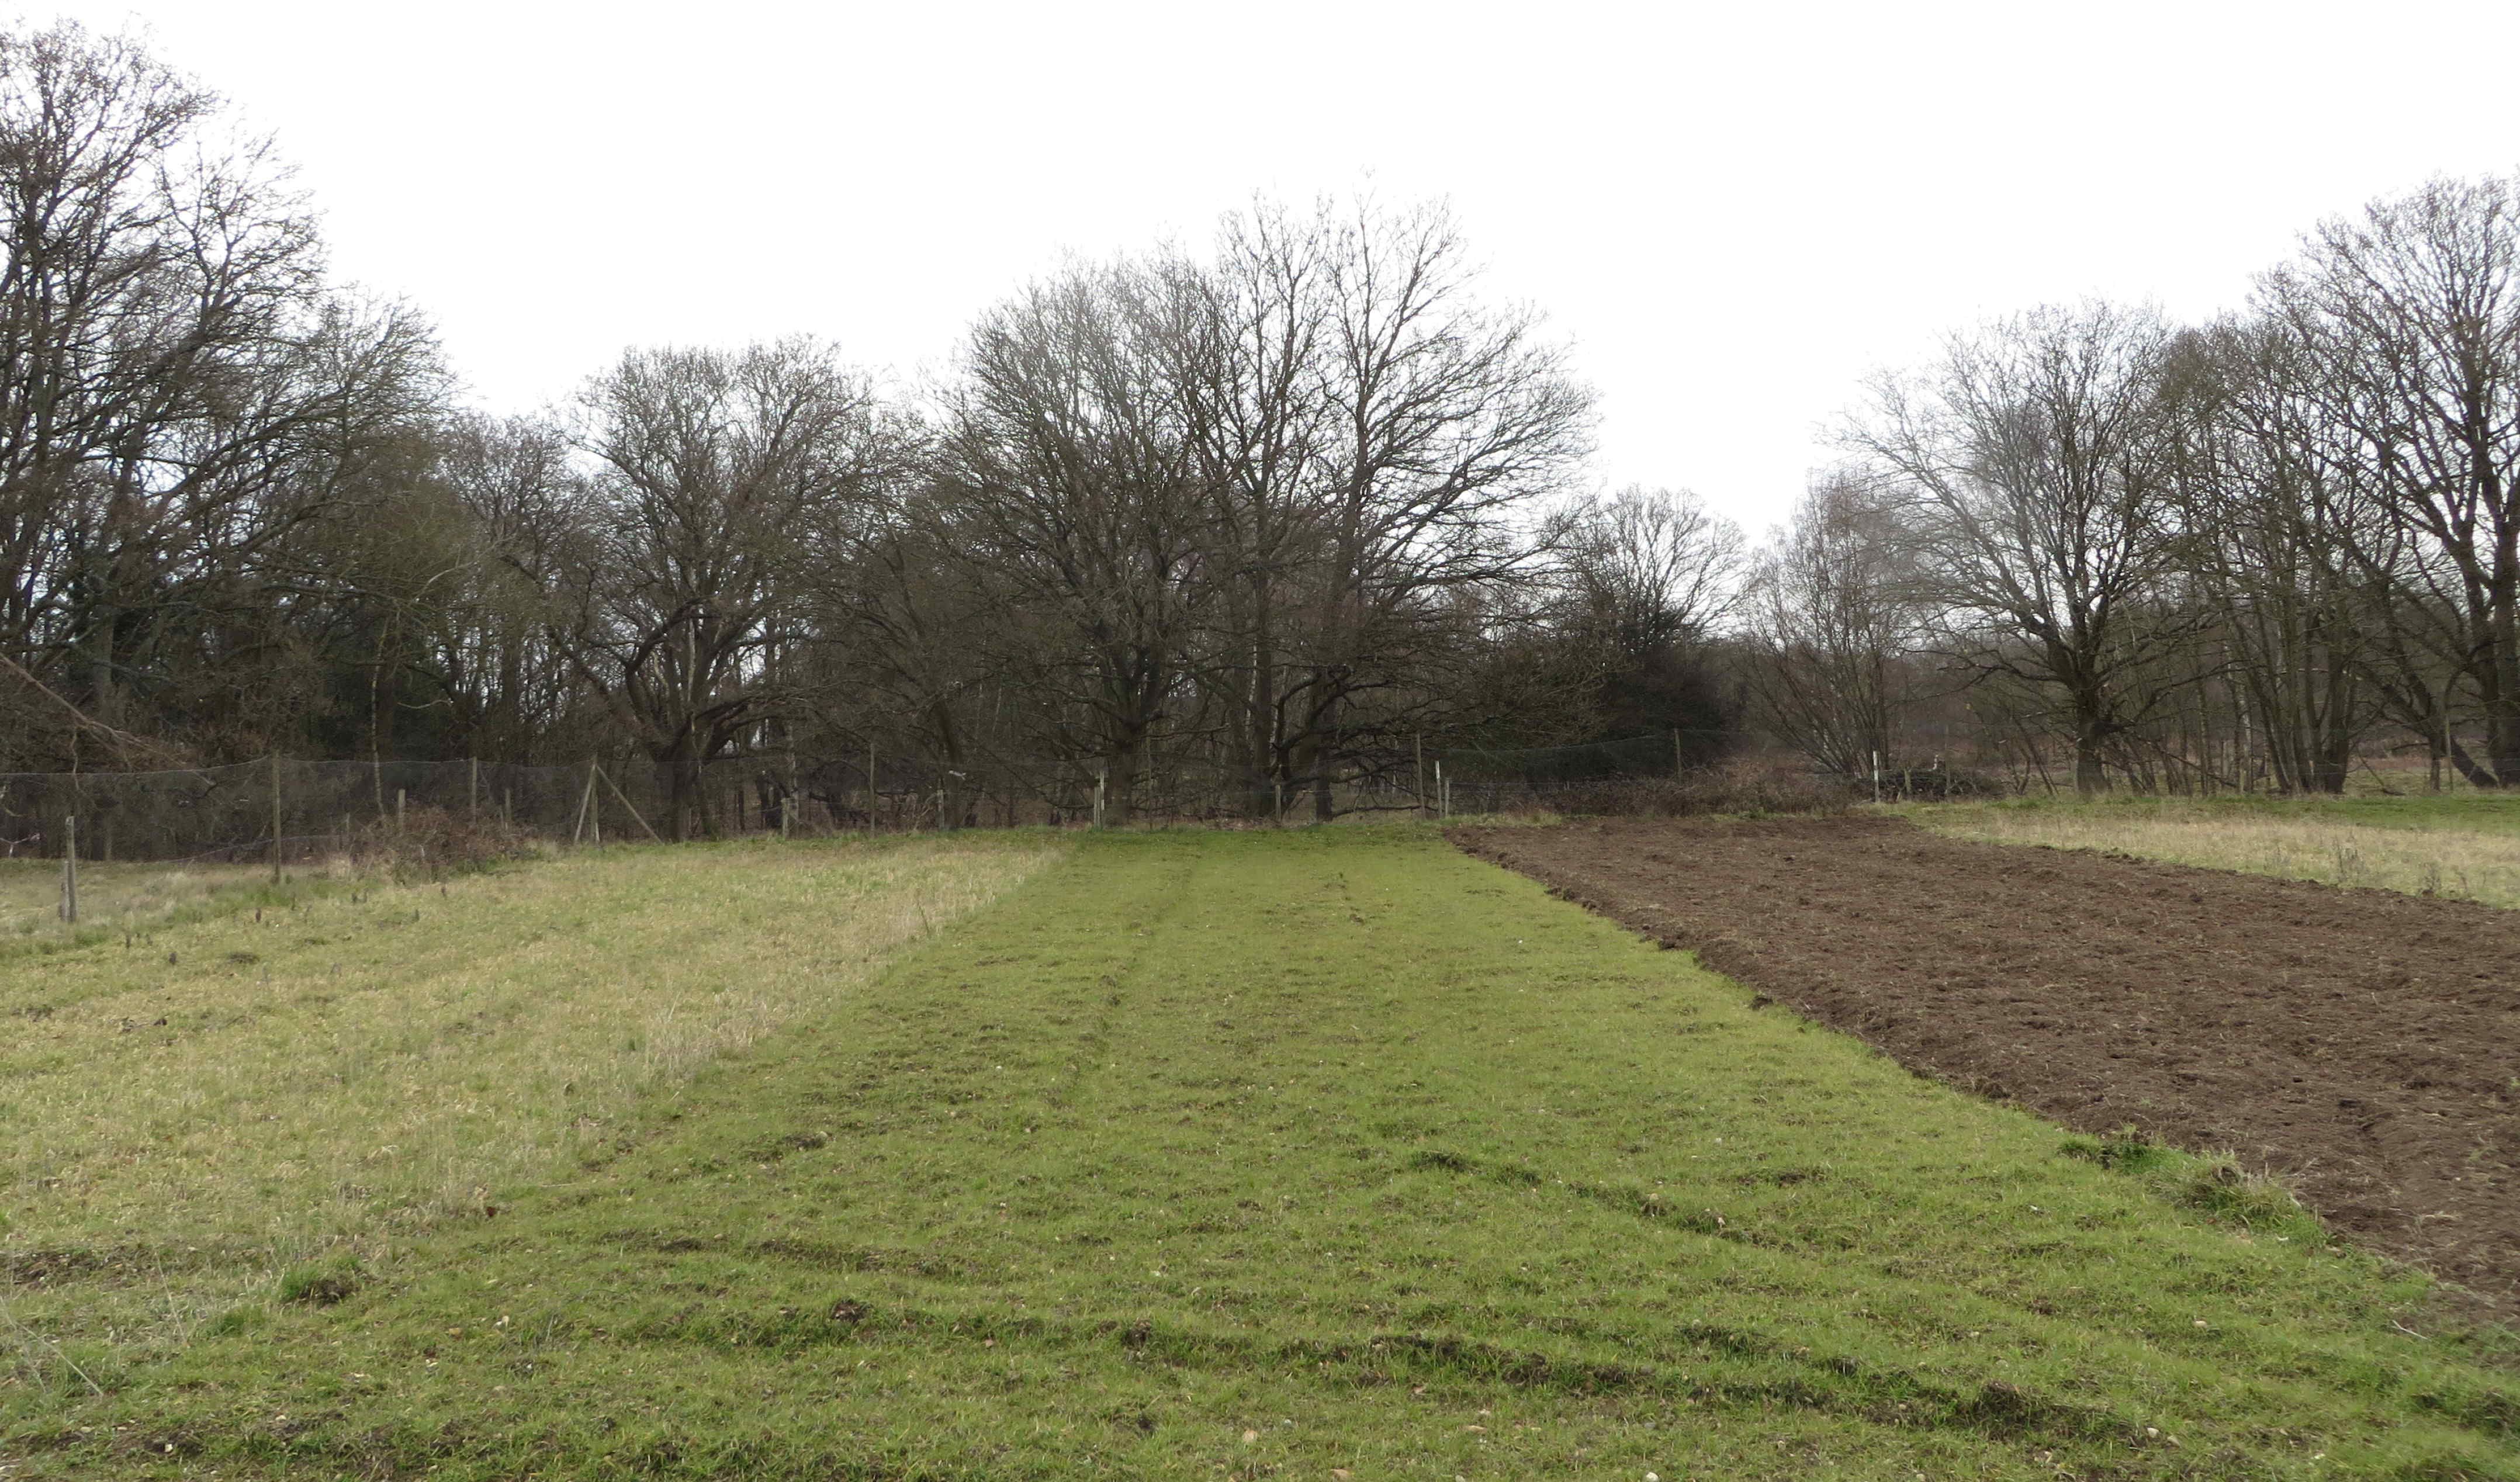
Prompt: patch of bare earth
<box><xmin>1452</xmin><ymin>814</ymin><xmax>2520</xmax><ymax>1310</ymax></box>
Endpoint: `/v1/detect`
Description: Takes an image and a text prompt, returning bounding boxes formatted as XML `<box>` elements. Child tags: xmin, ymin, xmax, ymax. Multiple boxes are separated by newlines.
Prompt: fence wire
<box><xmin>0</xmin><ymin>728</ymin><xmax>1754</xmax><ymax>863</ymax></box>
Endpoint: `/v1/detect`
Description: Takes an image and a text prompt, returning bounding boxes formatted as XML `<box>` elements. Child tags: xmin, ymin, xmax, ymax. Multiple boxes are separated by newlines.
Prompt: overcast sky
<box><xmin>35</xmin><ymin>0</ymin><xmax>2520</xmax><ymax>532</ymax></box>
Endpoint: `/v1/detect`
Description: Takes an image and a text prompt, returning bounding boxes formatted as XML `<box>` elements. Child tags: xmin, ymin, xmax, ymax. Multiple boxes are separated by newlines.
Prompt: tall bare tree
<box><xmin>1282</xmin><ymin>198</ymin><xmax>1595</xmax><ymax>816</ymax></box>
<box><xmin>2165</xmin><ymin>319</ymin><xmax>2393</xmax><ymax>792</ymax></box>
<box><xmin>565</xmin><ymin>340</ymin><xmax>906</xmax><ymax>837</ymax></box>
<box><xmin>2264</xmin><ymin>176</ymin><xmax>2520</xmax><ymax>786</ymax></box>
<box><xmin>1847</xmin><ymin>302</ymin><xmax>2202</xmax><ymax>794</ymax></box>
<box><xmin>929</xmin><ymin>263</ymin><xmax>1213</xmax><ymax>823</ymax></box>
<box><xmin>0</xmin><ymin>22</ymin><xmax>444</xmax><ymax>765</ymax></box>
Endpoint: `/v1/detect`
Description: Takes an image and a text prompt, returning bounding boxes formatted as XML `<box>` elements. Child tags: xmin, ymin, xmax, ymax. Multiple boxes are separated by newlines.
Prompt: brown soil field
<box><xmin>1452</xmin><ymin>813</ymin><xmax>2520</xmax><ymax>1311</ymax></box>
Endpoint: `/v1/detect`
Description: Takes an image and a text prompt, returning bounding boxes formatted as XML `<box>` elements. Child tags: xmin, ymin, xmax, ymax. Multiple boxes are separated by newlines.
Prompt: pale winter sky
<box><xmin>35</xmin><ymin>0</ymin><xmax>2520</xmax><ymax>533</ymax></box>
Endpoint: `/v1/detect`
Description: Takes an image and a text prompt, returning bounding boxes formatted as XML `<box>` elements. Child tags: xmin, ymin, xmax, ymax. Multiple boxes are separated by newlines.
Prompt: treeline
<box><xmin>1768</xmin><ymin>178</ymin><xmax>2520</xmax><ymax>798</ymax></box>
<box><xmin>5</xmin><ymin>23</ymin><xmax>2516</xmax><ymax>831</ymax></box>
<box><xmin>0</xmin><ymin>23</ymin><xmax>1743</xmax><ymax>835</ymax></box>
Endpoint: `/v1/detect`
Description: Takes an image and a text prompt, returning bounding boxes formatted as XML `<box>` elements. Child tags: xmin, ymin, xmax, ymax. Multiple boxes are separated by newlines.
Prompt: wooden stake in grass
<box><xmin>1416</xmin><ymin>732</ymin><xmax>1427</xmax><ymax>819</ymax></box>
<box><xmin>572</xmin><ymin>758</ymin><xmax>598</xmax><ymax>847</ymax></box>
<box><xmin>469</xmin><ymin>757</ymin><xmax>479</xmax><ymax>823</ymax></box>
<box><xmin>396</xmin><ymin>788</ymin><xmax>407</xmax><ymax>833</ymax></box>
<box><xmin>59</xmin><ymin>813</ymin><xmax>77</xmax><ymax>923</ymax></box>
<box><xmin>270</xmin><ymin>752</ymin><xmax>283</xmax><ymax>885</ymax></box>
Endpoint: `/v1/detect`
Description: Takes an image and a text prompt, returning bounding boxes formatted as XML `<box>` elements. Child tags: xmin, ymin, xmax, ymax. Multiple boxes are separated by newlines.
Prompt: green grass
<box><xmin>5</xmin><ymin>828</ymin><xmax>2515</xmax><ymax>1478</ymax></box>
<box><xmin>0</xmin><ymin>856</ymin><xmax>341</xmax><ymax>961</ymax></box>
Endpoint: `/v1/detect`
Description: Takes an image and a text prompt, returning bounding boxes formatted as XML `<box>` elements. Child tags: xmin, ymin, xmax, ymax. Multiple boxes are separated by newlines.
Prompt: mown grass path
<box><xmin>8</xmin><ymin>829</ymin><xmax>2516</xmax><ymax>1478</ymax></box>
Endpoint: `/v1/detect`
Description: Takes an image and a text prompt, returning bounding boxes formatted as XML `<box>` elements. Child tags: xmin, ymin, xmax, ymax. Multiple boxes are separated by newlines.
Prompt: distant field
<box><xmin>5</xmin><ymin>828</ymin><xmax>2511</xmax><ymax>1478</ymax></box>
<box><xmin>1911</xmin><ymin>794</ymin><xmax>2520</xmax><ymax>906</ymax></box>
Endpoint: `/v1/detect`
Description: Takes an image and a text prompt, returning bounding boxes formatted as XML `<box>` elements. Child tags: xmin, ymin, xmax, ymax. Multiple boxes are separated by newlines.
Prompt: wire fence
<box><xmin>0</xmin><ymin>759</ymin><xmax>585</xmax><ymax>865</ymax></box>
<box><xmin>0</xmin><ymin>729</ymin><xmax>1761</xmax><ymax>866</ymax></box>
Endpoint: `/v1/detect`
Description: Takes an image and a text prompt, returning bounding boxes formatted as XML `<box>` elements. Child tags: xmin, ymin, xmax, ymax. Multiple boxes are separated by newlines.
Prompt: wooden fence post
<box><xmin>1415</xmin><ymin>733</ymin><xmax>1427</xmax><ymax>819</ymax></box>
<box><xmin>595</xmin><ymin>761</ymin><xmax>665</xmax><ymax>843</ymax></box>
<box><xmin>468</xmin><ymin>757</ymin><xmax>479</xmax><ymax>823</ymax></box>
<box><xmin>270</xmin><ymin>752</ymin><xmax>284</xmax><ymax>885</ymax></box>
<box><xmin>60</xmin><ymin>814</ymin><xmax>77</xmax><ymax>923</ymax></box>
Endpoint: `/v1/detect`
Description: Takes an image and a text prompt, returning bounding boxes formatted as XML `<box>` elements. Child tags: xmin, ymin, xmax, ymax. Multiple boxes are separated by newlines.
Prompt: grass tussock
<box><xmin>6</xmin><ymin>829</ymin><xmax>2512</xmax><ymax>1479</ymax></box>
<box><xmin>2063</xmin><ymin>1129</ymin><xmax>2322</xmax><ymax>1241</ymax></box>
<box><xmin>0</xmin><ymin>833</ymin><xmax>1059</xmax><ymax>1391</ymax></box>
<box><xmin>1911</xmin><ymin>796</ymin><xmax>2520</xmax><ymax>908</ymax></box>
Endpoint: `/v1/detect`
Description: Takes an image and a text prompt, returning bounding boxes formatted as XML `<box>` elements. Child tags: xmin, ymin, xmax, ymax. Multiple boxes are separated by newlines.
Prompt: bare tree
<box><xmin>2165</xmin><ymin>319</ymin><xmax>2393</xmax><ymax>792</ymax></box>
<box><xmin>565</xmin><ymin>340</ymin><xmax>907</xmax><ymax>837</ymax></box>
<box><xmin>2263</xmin><ymin>176</ymin><xmax>2520</xmax><ymax>786</ymax></box>
<box><xmin>1169</xmin><ymin>205</ymin><xmax>1337</xmax><ymax>817</ymax></box>
<box><xmin>929</xmin><ymin>262</ymin><xmax>1213</xmax><ymax>824</ymax></box>
<box><xmin>1282</xmin><ymin>198</ymin><xmax>1595</xmax><ymax>817</ymax></box>
<box><xmin>1741</xmin><ymin>474</ymin><xmax>1923</xmax><ymax>778</ymax></box>
<box><xmin>409</xmin><ymin>412</ymin><xmax>583</xmax><ymax>764</ymax></box>
<box><xmin>1546</xmin><ymin>485</ymin><xmax>1745</xmax><ymax>753</ymax></box>
<box><xmin>0</xmin><ymin>22</ymin><xmax>445</xmax><ymax>764</ymax></box>
<box><xmin>1846</xmin><ymin>302</ymin><xmax>2203</xmax><ymax>795</ymax></box>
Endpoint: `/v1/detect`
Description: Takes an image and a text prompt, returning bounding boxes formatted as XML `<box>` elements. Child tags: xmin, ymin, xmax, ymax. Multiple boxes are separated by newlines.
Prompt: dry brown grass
<box><xmin>0</xmin><ymin>834</ymin><xmax>1060</xmax><ymax>1374</ymax></box>
<box><xmin>1915</xmin><ymin>801</ymin><xmax>2520</xmax><ymax>909</ymax></box>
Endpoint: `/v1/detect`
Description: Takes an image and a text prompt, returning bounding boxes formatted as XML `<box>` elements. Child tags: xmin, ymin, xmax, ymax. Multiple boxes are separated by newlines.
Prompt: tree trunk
<box><xmin>657</xmin><ymin>739</ymin><xmax>704</xmax><ymax>841</ymax></box>
<box><xmin>2073</xmin><ymin>723</ymin><xmax>2108</xmax><ymax>797</ymax></box>
<box><xmin>2449</xmin><ymin>735</ymin><xmax>2501</xmax><ymax>790</ymax></box>
<box><xmin>2308</xmin><ymin>727</ymin><xmax>2351</xmax><ymax>794</ymax></box>
<box><xmin>1243</xmin><ymin>577</ymin><xmax>1278</xmax><ymax>820</ymax></box>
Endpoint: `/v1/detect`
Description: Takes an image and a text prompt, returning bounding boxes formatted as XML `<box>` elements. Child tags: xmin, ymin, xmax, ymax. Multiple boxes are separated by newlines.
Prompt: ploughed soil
<box><xmin>1452</xmin><ymin>814</ymin><xmax>2520</xmax><ymax>1311</ymax></box>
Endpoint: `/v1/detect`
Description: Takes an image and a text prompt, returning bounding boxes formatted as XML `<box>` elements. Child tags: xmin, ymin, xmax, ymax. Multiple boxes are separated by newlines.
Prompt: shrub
<box><xmin>346</xmin><ymin>806</ymin><xmax>538</xmax><ymax>877</ymax></box>
<box><xmin>1541</xmin><ymin>762</ymin><xmax>1859</xmax><ymax>819</ymax></box>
